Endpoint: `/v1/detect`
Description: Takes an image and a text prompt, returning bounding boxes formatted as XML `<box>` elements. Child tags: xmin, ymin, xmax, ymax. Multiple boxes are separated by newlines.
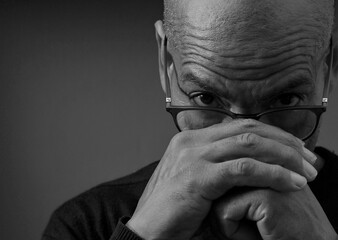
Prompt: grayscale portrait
<box><xmin>1</xmin><ymin>1</ymin><xmax>338</xmax><ymax>240</ymax></box>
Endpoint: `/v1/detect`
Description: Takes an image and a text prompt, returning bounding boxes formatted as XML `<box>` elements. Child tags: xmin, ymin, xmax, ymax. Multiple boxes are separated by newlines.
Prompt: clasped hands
<box><xmin>127</xmin><ymin>119</ymin><xmax>337</xmax><ymax>240</ymax></box>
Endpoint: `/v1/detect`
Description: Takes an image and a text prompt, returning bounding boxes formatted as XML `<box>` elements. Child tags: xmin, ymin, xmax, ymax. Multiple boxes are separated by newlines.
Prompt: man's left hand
<box><xmin>212</xmin><ymin>185</ymin><xmax>337</xmax><ymax>240</ymax></box>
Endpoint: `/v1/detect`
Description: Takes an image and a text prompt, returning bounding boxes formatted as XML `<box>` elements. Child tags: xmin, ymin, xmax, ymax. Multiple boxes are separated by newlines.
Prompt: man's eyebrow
<box><xmin>261</xmin><ymin>75</ymin><xmax>315</xmax><ymax>101</ymax></box>
<box><xmin>180</xmin><ymin>72</ymin><xmax>228</xmax><ymax>97</ymax></box>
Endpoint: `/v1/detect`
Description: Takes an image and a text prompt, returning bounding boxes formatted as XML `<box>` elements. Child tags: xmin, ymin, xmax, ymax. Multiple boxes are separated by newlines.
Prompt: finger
<box><xmin>213</xmin><ymin>194</ymin><xmax>262</xmax><ymax>240</ymax></box>
<box><xmin>213</xmin><ymin>189</ymin><xmax>280</xmax><ymax>240</ymax></box>
<box><xmin>206</xmin><ymin>119</ymin><xmax>302</xmax><ymax>146</ymax></box>
<box><xmin>202</xmin><ymin>158</ymin><xmax>307</xmax><ymax>200</ymax></box>
<box><xmin>195</xmin><ymin>119</ymin><xmax>317</xmax><ymax>165</ymax></box>
<box><xmin>201</xmin><ymin>133</ymin><xmax>317</xmax><ymax>181</ymax></box>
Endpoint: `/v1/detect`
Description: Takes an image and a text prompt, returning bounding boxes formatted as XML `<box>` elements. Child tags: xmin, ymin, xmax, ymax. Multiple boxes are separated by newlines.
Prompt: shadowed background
<box><xmin>0</xmin><ymin>1</ymin><xmax>337</xmax><ymax>240</ymax></box>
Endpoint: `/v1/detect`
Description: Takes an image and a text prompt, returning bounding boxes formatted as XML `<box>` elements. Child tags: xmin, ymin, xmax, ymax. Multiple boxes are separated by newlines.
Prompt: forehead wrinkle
<box><xmin>175</xmin><ymin>43</ymin><xmax>317</xmax><ymax>100</ymax></box>
<box><xmin>179</xmin><ymin>55</ymin><xmax>316</xmax><ymax>88</ymax></box>
<box><xmin>178</xmin><ymin>34</ymin><xmax>319</xmax><ymax>73</ymax></box>
<box><xmin>183</xmin><ymin>50</ymin><xmax>314</xmax><ymax>72</ymax></box>
<box><xmin>181</xmin><ymin>43</ymin><xmax>316</xmax><ymax>70</ymax></box>
<box><xmin>174</xmin><ymin>32</ymin><xmax>318</xmax><ymax>83</ymax></box>
<box><xmin>181</xmin><ymin>51</ymin><xmax>315</xmax><ymax>82</ymax></box>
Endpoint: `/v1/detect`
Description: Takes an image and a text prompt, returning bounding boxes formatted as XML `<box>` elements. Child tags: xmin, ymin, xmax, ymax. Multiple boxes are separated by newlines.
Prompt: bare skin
<box><xmin>127</xmin><ymin>0</ymin><xmax>338</xmax><ymax>239</ymax></box>
<box><xmin>212</xmin><ymin>186</ymin><xmax>336</xmax><ymax>240</ymax></box>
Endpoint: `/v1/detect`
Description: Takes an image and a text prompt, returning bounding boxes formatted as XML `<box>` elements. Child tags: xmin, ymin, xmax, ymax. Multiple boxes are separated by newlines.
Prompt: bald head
<box><xmin>164</xmin><ymin>0</ymin><xmax>335</xmax><ymax>51</ymax></box>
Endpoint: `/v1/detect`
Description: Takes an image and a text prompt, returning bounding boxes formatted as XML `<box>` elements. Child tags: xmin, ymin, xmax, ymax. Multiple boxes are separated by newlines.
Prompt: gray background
<box><xmin>0</xmin><ymin>1</ymin><xmax>337</xmax><ymax>240</ymax></box>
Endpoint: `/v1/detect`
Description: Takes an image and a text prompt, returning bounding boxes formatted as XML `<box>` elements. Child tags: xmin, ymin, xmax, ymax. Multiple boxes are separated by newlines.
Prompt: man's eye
<box><xmin>272</xmin><ymin>93</ymin><xmax>303</xmax><ymax>107</ymax></box>
<box><xmin>190</xmin><ymin>93</ymin><xmax>221</xmax><ymax>107</ymax></box>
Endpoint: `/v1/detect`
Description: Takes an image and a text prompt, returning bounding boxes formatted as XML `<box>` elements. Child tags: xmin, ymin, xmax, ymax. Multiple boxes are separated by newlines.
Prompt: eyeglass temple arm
<box><xmin>162</xmin><ymin>36</ymin><xmax>172</xmax><ymax>104</ymax></box>
<box><xmin>322</xmin><ymin>37</ymin><xmax>334</xmax><ymax>107</ymax></box>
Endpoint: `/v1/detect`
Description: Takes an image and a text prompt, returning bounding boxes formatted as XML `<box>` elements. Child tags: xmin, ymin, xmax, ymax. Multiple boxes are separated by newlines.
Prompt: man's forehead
<box><xmin>165</xmin><ymin>0</ymin><xmax>332</xmax><ymax>50</ymax></box>
<box><xmin>165</xmin><ymin>0</ymin><xmax>333</xmax><ymax>86</ymax></box>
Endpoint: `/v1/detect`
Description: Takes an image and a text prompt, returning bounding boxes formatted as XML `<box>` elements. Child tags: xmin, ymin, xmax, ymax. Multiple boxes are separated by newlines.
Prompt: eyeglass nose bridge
<box><xmin>223</xmin><ymin>111</ymin><xmax>264</xmax><ymax>121</ymax></box>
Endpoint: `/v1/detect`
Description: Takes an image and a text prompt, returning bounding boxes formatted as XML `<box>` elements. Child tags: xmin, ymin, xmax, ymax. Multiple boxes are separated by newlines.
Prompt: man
<box><xmin>43</xmin><ymin>0</ymin><xmax>338</xmax><ymax>239</ymax></box>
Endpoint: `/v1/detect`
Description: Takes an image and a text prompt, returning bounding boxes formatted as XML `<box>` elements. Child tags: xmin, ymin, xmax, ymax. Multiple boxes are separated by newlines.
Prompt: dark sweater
<box><xmin>42</xmin><ymin>147</ymin><xmax>338</xmax><ymax>240</ymax></box>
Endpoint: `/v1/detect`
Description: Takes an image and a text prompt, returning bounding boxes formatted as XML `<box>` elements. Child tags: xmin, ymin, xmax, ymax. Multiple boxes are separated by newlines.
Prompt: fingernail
<box><xmin>303</xmin><ymin>159</ymin><xmax>318</xmax><ymax>181</ymax></box>
<box><xmin>303</xmin><ymin>147</ymin><xmax>317</xmax><ymax>165</ymax></box>
<box><xmin>290</xmin><ymin>171</ymin><xmax>307</xmax><ymax>188</ymax></box>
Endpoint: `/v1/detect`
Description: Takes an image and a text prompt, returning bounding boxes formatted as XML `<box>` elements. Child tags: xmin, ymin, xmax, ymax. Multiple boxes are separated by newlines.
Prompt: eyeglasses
<box><xmin>162</xmin><ymin>36</ymin><xmax>333</xmax><ymax>140</ymax></box>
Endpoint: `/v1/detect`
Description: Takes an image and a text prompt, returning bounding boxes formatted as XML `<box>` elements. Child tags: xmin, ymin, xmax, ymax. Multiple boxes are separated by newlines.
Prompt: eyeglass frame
<box><xmin>162</xmin><ymin>36</ymin><xmax>334</xmax><ymax>140</ymax></box>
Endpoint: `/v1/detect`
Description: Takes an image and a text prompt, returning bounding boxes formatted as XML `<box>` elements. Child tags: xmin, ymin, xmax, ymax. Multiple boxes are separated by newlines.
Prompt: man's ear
<box><xmin>155</xmin><ymin>20</ymin><xmax>171</xmax><ymax>93</ymax></box>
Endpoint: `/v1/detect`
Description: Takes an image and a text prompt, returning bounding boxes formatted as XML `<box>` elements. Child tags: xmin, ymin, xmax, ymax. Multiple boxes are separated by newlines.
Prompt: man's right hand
<box><xmin>126</xmin><ymin>119</ymin><xmax>318</xmax><ymax>240</ymax></box>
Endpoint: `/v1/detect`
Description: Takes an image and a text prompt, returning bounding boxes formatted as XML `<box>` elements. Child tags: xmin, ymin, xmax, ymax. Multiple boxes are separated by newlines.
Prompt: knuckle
<box><xmin>270</xmin><ymin>164</ymin><xmax>286</xmax><ymax>184</ymax></box>
<box><xmin>287</xmin><ymin>136</ymin><xmax>302</xmax><ymax>149</ymax></box>
<box><xmin>234</xmin><ymin>158</ymin><xmax>254</xmax><ymax>177</ymax></box>
<box><xmin>170</xmin><ymin>131</ymin><xmax>193</xmax><ymax>148</ymax></box>
<box><xmin>284</xmin><ymin>146</ymin><xmax>302</xmax><ymax>168</ymax></box>
<box><xmin>198</xmin><ymin>146</ymin><xmax>211</xmax><ymax>160</ymax></box>
<box><xmin>281</xmin><ymin>131</ymin><xmax>303</xmax><ymax>150</ymax></box>
<box><xmin>237</xmin><ymin>133</ymin><xmax>259</xmax><ymax>148</ymax></box>
<box><xmin>282</xmin><ymin>145</ymin><xmax>294</xmax><ymax>159</ymax></box>
<box><xmin>177</xmin><ymin>147</ymin><xmax>192</xmax><ymax>161</ymax></box>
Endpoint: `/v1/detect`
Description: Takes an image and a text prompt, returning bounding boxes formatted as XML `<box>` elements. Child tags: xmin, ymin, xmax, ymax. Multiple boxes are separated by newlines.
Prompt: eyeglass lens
<box><xmin>175</xmin><ymin>109</ymin><xmax>317</xmax><ymax>139</ymax></box>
